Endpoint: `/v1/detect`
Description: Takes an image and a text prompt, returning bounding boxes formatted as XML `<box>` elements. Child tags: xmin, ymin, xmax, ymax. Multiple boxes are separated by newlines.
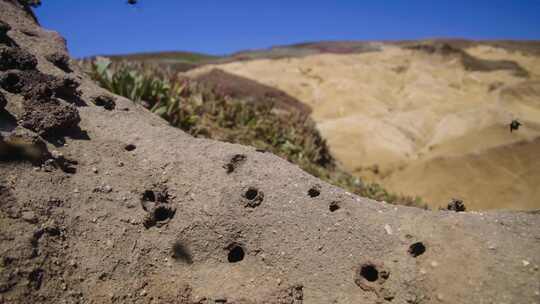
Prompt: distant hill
<box><xmin>102</xmin><ymin>39</ymin><xmax>540</xmax><ymax>72</ymax></box>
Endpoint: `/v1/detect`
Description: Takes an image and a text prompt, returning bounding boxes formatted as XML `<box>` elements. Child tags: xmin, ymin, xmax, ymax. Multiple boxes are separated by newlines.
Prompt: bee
<box><xmin>510</xmin><ymin>119</ymin><xmax>522</xmax><ymax>133</ymax></box>
<box><xmin>0</xmin><ymin>132</ymin><xmax>48</xmax><ymax>164</ymax></box>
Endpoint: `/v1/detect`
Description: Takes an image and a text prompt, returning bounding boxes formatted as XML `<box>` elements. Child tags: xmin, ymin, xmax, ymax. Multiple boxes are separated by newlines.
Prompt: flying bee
<box><xmin>510</xmin><ymin>119</ymin><xmax>521</xmax><ymax>133</ymax></box>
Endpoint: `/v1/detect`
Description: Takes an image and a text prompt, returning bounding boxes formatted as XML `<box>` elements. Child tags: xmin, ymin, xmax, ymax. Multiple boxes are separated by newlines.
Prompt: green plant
<box><xmin>84</xmin><ymin>59</ymin><xmax>426</xmax><ymax>208</ymax></box>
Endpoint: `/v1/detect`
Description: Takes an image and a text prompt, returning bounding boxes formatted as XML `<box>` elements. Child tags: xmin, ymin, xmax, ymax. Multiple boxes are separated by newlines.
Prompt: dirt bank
<box><xmin>1</xmin><ymin>2</ymin><xmax>539</xmax><ymax>303</ymax></box>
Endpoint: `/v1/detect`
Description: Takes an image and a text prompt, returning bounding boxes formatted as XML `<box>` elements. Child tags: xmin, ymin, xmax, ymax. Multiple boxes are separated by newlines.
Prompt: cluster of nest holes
<box><xmin>226</xmin><ymin>243</ymin><xmax>245</xmax><ymax>263</ymax></box>
<box><xmin>352</xmin><ymin>243</ymin><xmax>426</xmax><ymax>294</ymax></box>
<box><xmin>308</xmin><ymin>185</ymin><xmax>321</xmax><ymax>198</ymax></box>
<box><xmin>124</xmin><ymin>143</ymin><xmax>136</xmax><ymax>152</ymax></box>
<box><xmin>141</xmin><ymin>188</ymin><xmax>175</xmax><ymax>228</ymax></box>
<box><xmin>243</xmin><ymin>186</ymin><xmax>264</xmax><ymax>208</ymax></box>
<box><xmin>0</xmin><ymin>46</ymin><xmax>84</xmax><ymax>135</ymax></box>
<box><xmin>224</xmin><ymin>154</ymin><xmax>246</xmax><ymax>174</ymax></box>
<box><xmin>408</xmin><ymin>242</ymin><xmax>426</xmax><ymax>257</ymax></box>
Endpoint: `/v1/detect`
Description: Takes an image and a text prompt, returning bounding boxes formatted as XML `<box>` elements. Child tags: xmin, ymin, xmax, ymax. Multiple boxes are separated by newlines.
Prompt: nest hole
<box><xmin>142</xmin><ymin>190</ymin><xmax>155</xmax><ymax>202</ymax></box>
<box><xmin>243</xmin><ymin>187</ymin><xmax>264</xmax><ymax>208</ymax></box>
<box><xmin>245</xmin><ymin>188</ymin><xmax>259</xmax><ymax>200</ymax></box>
<box><xmin>227</xmin><ymin>245</ymin><xmax>245</xmax><ymax>263</ymax></box>
<box><xmin>308</xmin><ymin>186</ymin><xmax>320</xmax><ymax>198</ymax></box>
<box><xmin>329</xmin><ymin>201</ymin><xmax>340</xmax><ymax>212</ymax></box>
<box><xmin>124</xmin><ymin>144</ymin><xmax>136</xmax><ymax>151</ymax></box>
<box><xmin>154</xmin><ymin>206</ymin><xmax>172</xmax><ymax>222</ymax></box>
<box><xmin>408</xmin><ymin>242</ymin><xmax>426</xmax><ymax>257</ymax></box>
<box><xmin>360</xmin><ymin>264</ymin><xmax>379</xmax><ymax>282</ymax></box>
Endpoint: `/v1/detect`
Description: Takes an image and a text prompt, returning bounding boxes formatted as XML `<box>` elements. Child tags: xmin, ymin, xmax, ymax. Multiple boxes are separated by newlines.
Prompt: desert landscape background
<box><xmin>168</xmin><ymin>40</ymin><xmax>540</xmax><ymax>210</ymax></box>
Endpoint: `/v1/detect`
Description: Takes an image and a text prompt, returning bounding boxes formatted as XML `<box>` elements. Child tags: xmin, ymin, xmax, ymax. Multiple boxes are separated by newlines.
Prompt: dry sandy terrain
<box><xmin>188</xmin><ymin>44</ymin><xmax>540</xmax><ymax>210</ymax></box>
<box><xmin>2</xmin><ymin>2</ymin><xmax>540</xmax><ymax>303</ymax></box>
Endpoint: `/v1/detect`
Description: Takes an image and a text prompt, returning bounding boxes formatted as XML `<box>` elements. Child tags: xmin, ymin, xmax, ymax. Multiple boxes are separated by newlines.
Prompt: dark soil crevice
<box><xmin>0</xmin><ymin>46</ymin><xmax>36</xmax><ymax>71</ymax></box>
<box><xmin>0</xmin><ymin>68</ymin><xmax>83</xmax><ymax>136</ymax></box>
<box><xmin>45</xmin><ymin>52</ymin><xmax>72</xmax><ymax>73</ymax></box>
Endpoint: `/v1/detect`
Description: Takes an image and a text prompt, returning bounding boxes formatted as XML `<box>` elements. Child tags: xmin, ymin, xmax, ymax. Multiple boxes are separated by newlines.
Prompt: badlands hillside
<box><xmin>1</xmin><ymin>1</ymin><xmax>540</xmax><ymax>304</ymax></box>
<box><xmin>175</xmin><ymin>40</ymin><xmax>540</xmax><ymax>211</ymax></box>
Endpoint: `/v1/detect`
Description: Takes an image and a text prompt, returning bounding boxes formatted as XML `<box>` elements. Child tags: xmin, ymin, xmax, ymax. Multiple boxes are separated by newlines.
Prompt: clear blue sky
<box><xmin>34</xmin><ymin>0</ymin><xmax>540</xmax><ymax>58</ymax></box>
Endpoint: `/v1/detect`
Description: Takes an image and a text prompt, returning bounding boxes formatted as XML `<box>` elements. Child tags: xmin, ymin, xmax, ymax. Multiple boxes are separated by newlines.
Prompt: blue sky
<box><xmin>34</xmin><ymin>0</ymin><xmax>540</xmax><ymax>58</ymax></box>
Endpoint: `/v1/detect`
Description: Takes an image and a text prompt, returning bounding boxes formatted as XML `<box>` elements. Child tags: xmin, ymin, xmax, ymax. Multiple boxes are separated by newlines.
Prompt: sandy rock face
<box><xmin>0</xmin><ymin>2</ymin><xmax>539</xmax><ymax>304</ymax></box>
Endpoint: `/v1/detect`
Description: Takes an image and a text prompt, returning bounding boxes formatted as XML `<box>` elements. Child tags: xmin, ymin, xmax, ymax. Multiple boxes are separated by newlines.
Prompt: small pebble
<box><xmin>430</xmin><ymin>261</ymin><xmax>439</xmax><ymax>268</ymax></box>
<box><xmin>384</xmin><ymin>224</ymin><xmax>393</xmax><ymax>235</ymax></box>
<box><xmin>51</xmin><ymin>150</ymin><xmax>64</xmax><ymax>159</ymax></box>
<box><xmin>92</xmin><ymin>167</ymin><xmax>98</xmax><ymax>174</ymax></box>
<box><xmin>522</xmin><ymin>260</ymin><xmax>530</xmax><ymax>267</ymax></box>
<box><xmin>95</xmin><ymin>185</ymin><xmax>113</xmax><ymax>193</ymax></box>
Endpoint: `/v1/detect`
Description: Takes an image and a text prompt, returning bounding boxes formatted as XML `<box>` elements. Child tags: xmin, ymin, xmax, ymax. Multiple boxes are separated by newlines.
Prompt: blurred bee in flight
<box><xmin>510</xmin><ymin>119</ymin><xmax>521</xmax><ymax>133</ymax></box>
